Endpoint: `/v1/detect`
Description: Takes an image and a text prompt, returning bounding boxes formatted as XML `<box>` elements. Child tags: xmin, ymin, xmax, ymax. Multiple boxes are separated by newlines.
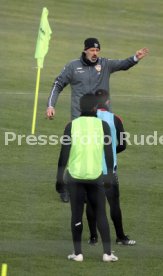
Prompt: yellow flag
<box><xmin>34</xmin><ymin>7</ymin><xmax>52</xmax><ymax>68</ymax></box>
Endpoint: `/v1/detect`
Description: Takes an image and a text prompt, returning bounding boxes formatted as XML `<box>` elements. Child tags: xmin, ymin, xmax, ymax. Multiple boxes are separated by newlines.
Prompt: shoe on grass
<box><xmin>88</xmin><ymin>236</ymin><xmax>98</xmax><ymax>245</ymax></box>
<box><xmin>103</xmin><ymin>253</ymin><xmax>118</xmax><ymax>262</ymax></box>
<box><xmin>60</xmin><ymin>191</ymin><xmax>69</xmax><ymax>203</ymax></box>
<box><xmin>116</xmin><ymin>235</ymin><xmax>136</xmax><ymax>245</ymax></box>
<box><xmin>67</xmin><ymin>253</ymin><xmax>83</xmax><ymax>261</ymax></box>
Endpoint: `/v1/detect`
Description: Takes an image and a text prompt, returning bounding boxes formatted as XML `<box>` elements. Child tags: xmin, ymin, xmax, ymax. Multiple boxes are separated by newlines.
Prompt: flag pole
<box><xmin>31</xmin><ymin>67</ymin><xmax>41</xmax><ymax>134</ymax></box>
<box><xmin>31</xmin><ymin>7</ymin><xmax>52</xmax><ymax>134</ymax></box>
<box><xmin>1</xmin><ymin>264</ymin><xmax>8</xmax><ymax>276</ymax></box>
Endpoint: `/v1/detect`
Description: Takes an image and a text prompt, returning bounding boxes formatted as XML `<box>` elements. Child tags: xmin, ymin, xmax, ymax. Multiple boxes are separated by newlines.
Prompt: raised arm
<box><xmin>108</xmin><ymin>47</ymin><xmax>149</xmax><ymax>73</ymax></box>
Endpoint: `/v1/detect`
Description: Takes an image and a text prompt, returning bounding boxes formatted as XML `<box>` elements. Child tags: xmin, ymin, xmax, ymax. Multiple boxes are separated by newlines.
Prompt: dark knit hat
<box><xmin>84</xmin><ymin>38</ymin><xmax>100</xmax><ymax>50</ymax></box>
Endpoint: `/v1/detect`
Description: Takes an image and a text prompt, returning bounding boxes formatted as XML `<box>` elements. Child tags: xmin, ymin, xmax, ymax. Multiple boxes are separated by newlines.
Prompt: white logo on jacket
<box><xmin>95</xmin><ymin>65</ymin><xmax>101</xmax><ymax>72</ymax></box>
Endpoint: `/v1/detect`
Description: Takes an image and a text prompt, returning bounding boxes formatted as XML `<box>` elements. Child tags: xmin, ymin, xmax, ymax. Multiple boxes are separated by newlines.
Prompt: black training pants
<box><xmin>86</xmin><ymin>172</ymin><xmax>125</xmax><ymax>240</ymax></box>
<box><xmin>66</xmin><ymin>172</ymin><xmax>111</xmax><ymax>255</ymax></box>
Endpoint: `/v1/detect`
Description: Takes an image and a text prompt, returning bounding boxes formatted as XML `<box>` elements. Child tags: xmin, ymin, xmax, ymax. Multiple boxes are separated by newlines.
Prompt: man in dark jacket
<box><xmin>46</xmin><ymin>37</ymin><xmax>148</xmax><ymax>119</ymax></box>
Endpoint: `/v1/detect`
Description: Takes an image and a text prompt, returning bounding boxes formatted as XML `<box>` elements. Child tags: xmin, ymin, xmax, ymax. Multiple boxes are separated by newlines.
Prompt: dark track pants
<box><xmin>86</xmin><ymin>173</ymin><xmax>125</xmax><ymax>240</ymax></box>
<box><xmin>66</xmin><ymin>172</ymin><xmax>111</xmax><ymax>255</ymax></box>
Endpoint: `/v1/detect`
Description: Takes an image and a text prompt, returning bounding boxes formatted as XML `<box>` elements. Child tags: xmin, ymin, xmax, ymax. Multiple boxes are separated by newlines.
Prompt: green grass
<box><xmin>0</xmin><ymin>0</ymin><xmax>163</xmax><ymax>275</ymax></box>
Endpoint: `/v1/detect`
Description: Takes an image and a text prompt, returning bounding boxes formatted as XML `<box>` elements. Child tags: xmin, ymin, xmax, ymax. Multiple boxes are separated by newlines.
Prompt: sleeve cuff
<box><xmin>47</xmin><ymin>106</ymin><xmax>54</xmax><ymax>109</ymax></box>
<box><xmin>133</xmin><ymin>55</ymin><xmax>139</xmax><ymax>62</ymax></box>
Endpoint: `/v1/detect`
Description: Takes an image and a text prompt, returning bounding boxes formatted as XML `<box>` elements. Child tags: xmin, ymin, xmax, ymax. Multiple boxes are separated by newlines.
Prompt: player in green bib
<box><xmin>56</xmin><ymin>94</ymin><xmax>118</xmax><ymax>262</ymax></box>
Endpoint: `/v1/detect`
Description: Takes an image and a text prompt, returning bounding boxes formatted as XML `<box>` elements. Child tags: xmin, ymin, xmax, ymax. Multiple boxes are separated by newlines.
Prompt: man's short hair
<box><xmin>80</xmin><ymin>94</ymin><xmax>97</xmax><ymax>113</ymax></box>
<box><xmin>95</xmin><ymin>89</ymin><xmax>109</xmax><ymax>105</ymax></box>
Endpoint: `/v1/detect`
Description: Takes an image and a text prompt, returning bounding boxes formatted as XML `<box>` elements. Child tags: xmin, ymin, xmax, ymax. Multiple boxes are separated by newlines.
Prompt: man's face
<box><xmin>84</xmin><ymin>48</ymin><xmax>100</xmax><ymax>63</ymax></box>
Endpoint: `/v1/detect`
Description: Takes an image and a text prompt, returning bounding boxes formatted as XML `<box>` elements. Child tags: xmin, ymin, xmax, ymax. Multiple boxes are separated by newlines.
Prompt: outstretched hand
<box><xmin>136</xmin><ymin>48</ymin><xmax>149</xmax><ymax>60</ymax></box>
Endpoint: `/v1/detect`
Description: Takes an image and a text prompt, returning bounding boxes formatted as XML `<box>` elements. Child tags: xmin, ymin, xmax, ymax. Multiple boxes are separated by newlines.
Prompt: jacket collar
<box><xmin>80</xmin><ymin>111</ymin><xmax>97</xmax><ymax>117</ymax></box>
<box><xmin>80</xmin><ymin>52</ymin><xmax>99</xmax><ymax>66</ymax></box>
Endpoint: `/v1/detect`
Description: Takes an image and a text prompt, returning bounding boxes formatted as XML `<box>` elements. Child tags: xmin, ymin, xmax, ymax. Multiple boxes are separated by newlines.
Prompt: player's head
<box><xmin>95</xmin><ymin>89</ymin><xmax>109</xmax><ymax>107</ymax></box>
<box><xmin>80</xmin><ymin>94</ymin><xmax>97</xmax><ymax>114</ymax></box>
<box><xmin>84</xmin><ymin>38</ymin><xmax>100</xmax><ymax>63</ymax></box>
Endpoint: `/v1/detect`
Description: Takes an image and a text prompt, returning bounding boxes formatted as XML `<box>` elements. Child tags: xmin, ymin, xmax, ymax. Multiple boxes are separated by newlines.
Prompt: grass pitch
<box><xmin>0</xmin><ymin>0</ymin><xmax>163</xmax><ymax>275</ymax></box>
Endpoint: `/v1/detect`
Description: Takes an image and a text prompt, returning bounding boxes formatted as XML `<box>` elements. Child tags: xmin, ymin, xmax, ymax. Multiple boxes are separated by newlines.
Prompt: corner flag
<box><xmin>35</xmin><ymin>7</ymin><xmax>52</xmax><ymax>68</ymax></box>
<box><xmin>32</xmin><ymin>7</ymin><xmax>52</xmax><ymax>135</ymax></box>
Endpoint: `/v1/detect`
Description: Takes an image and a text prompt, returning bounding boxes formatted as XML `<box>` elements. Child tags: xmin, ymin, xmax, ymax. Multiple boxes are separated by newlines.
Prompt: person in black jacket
<box><xmin>46</xmin><ymin>38</ymin><xmax>149</xmax><ymax>119</ymax></box>
<box><xmin>56</xmin><ymin>94</ymin><xmax>118</xmax><ymax>262</ymax></box>
<box><xmin>86</xmin><ymin>89</ymin><xmax>136</xmax><ymax>246</ymax></box>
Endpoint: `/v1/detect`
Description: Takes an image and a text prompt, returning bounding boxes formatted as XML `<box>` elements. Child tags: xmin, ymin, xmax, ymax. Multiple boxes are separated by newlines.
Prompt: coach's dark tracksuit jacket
<box><xmin>47</xmin><ymin>53</ymin><xmax>138</xmax><ymax>119</ymax></box>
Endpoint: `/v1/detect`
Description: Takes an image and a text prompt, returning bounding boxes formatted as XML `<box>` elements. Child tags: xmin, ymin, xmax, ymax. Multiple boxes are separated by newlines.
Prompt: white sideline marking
<box><xmin>113</xmin><ymin>94</ymin><xmax>163</xmax><ymax>99</ymax></box>
<box><xmin>0</xmin><ymin>91</ymin><xmax>163</xmax><ymax>99</ymax></box>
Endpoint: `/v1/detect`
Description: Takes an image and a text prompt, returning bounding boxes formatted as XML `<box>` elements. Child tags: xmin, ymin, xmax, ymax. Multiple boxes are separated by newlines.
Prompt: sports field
<box><xmin>0</xmin><ymin>0</ymin><xmax>163</xmax><ymax>275</ymax></box>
